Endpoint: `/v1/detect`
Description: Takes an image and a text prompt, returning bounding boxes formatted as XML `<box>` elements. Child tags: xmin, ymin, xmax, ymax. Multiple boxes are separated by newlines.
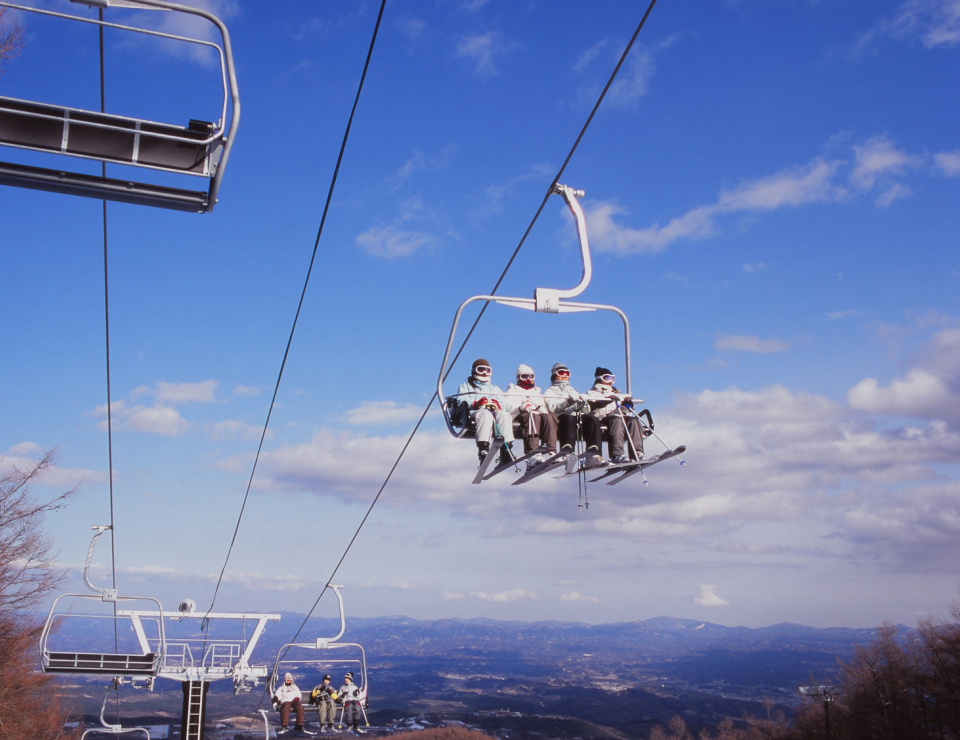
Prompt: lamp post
<box><xmin>799</xmin><ymin>685</ymin><xmax>840</xmax><ymax>739</ymax></box>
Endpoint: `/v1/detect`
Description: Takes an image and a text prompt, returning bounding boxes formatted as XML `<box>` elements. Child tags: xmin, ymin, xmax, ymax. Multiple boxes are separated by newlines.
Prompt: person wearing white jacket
<box><xmin>585</xmin><ymin>367</ymin><xmax>643</xmax><ymax>463</ymax></box>
<box><xmin>542</xmin><ymin>363</ymin><xmax>605</xmax><ymax>468</ymax></box>
<box><xmin>505</xmin><ymin>364</ymin><xmax>557</xmax><ymax>464</ymax></box>
<box><xmin>274</xmin><ymin>672</ymin><xmax>306</xmax><ymax>734</ymax></box>
<box><xmin>456</xmin><ymin>358</ymin><xmax>515</xmax><ymax>464</ymax></box>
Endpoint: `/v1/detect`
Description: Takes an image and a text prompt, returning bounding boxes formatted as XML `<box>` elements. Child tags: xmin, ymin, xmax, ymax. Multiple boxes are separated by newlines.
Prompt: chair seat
<box><xmin>45</xmin><ymin>651</ymin><xmax>157</xmax><ymax>676</ymax></box>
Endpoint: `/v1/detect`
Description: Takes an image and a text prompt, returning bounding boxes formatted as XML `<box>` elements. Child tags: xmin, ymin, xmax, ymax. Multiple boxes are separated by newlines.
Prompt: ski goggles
<box><xmin>554</xmin><ymin>369</ymin><xmax>570</xmax><ymax>378</ymax></box>
<box><xmin>473</xmin><ymin>366</ymin><xmax>492</xmax><ymax>376</ymax></box>
<box><xmin>518</xmin><ymin>373</ymin><xmax>535</xmax><ymax>382</ymax></box>
<box><xmin>598</xmin><ymin>374</ymin><xmax>615</xmax><ymax>384</ymax></box>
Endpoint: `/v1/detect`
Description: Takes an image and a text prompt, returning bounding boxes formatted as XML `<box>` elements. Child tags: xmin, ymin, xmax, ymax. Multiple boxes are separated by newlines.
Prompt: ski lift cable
<box><xmin>201</xmin><ymin>0</ymin><xmax>389</xmax><ymax>626</ymax></box>
<box><xmin>280</xmin><ymin>0</ymin><xmax>663</xmax><ymax>654</ymax></box>
<box><xmin>96</xmin><ymin>8</ymin><xmax>121</xmax><ymax>721</ymax></box>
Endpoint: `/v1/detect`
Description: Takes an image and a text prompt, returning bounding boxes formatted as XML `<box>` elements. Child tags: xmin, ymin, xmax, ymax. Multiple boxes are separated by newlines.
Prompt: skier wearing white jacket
<box><xmin>456</xmin><ymin>358</ymin><xmax>515</xmax><ymax>464</ymax></box>
<box><xmin>505</xmin><ymin>364</ymin><xmax>557</xmax><ymax>458</ymax></box>
<box><xmin>585</xmin><ymin>366</ymin><xmax>644</xmax><ymax>464</ymax></box>
<box><xmin>273</xmin><ymin>672</ymin><xmax>306</xmax><ymax>734</ymax></box>
<box><xmin>542</xmin><ymin>363</ymin><xmax>605</xmax><ymax>468</ymax></box>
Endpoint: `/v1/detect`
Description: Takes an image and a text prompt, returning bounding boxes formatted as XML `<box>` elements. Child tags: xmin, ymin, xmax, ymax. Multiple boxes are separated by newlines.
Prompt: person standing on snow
<box><xmin>274</xmin><ymin>672</ymin><xmax>306</xmax><ymax>735</ymax></box>
<box><xmin>542</xmin><ymin>363</ymin><xmax>606</xmax><ymax>469</ymax></box>
<box><xmin>339</xmin><ymin>672</ymin><xmax>365</xmax><ymax>735</ymax></box>
<box><xmin>456</xmin><ymin>358</ymin><xmax>515</xmax><ymax>463</ymax></box>
<box><xmin>505</xmin><ymin>364</ymin><xmax>557</xmax><ymax>468</ymax></box>
<box><xmin>585</xmin><ymin>367</ymin><xmax>644</xmax><ymax>464</ymax></box>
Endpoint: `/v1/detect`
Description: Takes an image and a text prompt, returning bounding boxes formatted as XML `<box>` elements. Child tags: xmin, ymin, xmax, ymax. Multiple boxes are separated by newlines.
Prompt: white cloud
<box><xmin>456</xmin><ymin>32</ymin><xmax>514</xmax><ymax>76</ymax></box>
<box><xmin>850</xmin><ymin>136</ymin><xmax>919</xmax><ymax>191</ymax></box>
<box><xmin>743</xmin><ymin>262</ymin><xmax>766</xmax><ymax>273</ymax></box>
<box><xmin>473</xmin><ymin>589</ymin><xmax>539</xmax><ymax>602</ymax></box>
<box><xmin>848</xmin><ymin>328</ymin><xmax>960</xmax><ymax>424</ymax></box>
<box><xmin>233</xmin><ymin>385</ymin><xmax>260</xmax><ymax>396</ymax></box>
<box><xmin>480</xmin><ymin>164</ymin><xmax>554</xmax><ymax>216</ymax></box>
<box><xmin>586</xmin><ymin>157</ymin><xmax>843</xmax><ymax>256</ymax></box>
<box><xmin>715</xmin><ymin>334</ymin><xmax>791</xmax><ymax>354</ymax></box>
<box><xmin>391</xmin><ymin>581</ymin><xmax>432</xmax><ymax>590</ymax></box>
<box><xmin>857</xmin><ymin>0</ymin><xmax>960</xmax><ymax>50</ymax></box>
<box><xmin>0</xmin><ymin>453</ymin><xmax>107</xmax><ymax>488</ymax></box>
<box><xmin>559</xmin><ymin>592</ymin><xmax>600</xmax><ymax>603</ymax></box>
<box><xmin>355</xmin><ymin>196</ymin><xmax>449</xmax><ymax>259</ymax></box>
<box><xmin>818</xmin><ymin>309</ymin><xmax>863</xmax><ymax>322</ymax></box>
<box><xmin>343</xmin><ymin>401</ymin><xmax>423</xmax><ymax>426</ymax></box>
<box><xmin>574</xmin><ymin>39</ymin><xmax>608</xmax><ymax>71</ymax></box>
<box><xmin>355</xmin><ymin>225</ymin><xmax>437</xmax><ymax>258</ymax></box>
<box><xmin>207</xmin><ymin>420</ymin><xmax>269</xmax><ymax>442</ymax></box>
<box><xmin>607</xmin><ymin>46</ymin><xmax>656</xmax><ymax>106</ymax></box>
<box><xmin>934</xmin><ymin>150</ymin><xmax>960</xmax><ymax>176</ymax></box>
<box><xmin>93</xmin><ymin>400</ymin><xmax>192</xmax><ymax>437</ymax></box>
<box><xmin>694</xmin><ymin>585</ymin><xmax>729</xmax><ymax>607</ymax></box>
<box><xmin>133</xmin><ymin>380</ymin><xmax>218</xmax><ymax>405</ymax></box>
<box><xmin>6</xmin><ymin>441</ymin><xmax>42</xmax><ymax>456</ymax></box>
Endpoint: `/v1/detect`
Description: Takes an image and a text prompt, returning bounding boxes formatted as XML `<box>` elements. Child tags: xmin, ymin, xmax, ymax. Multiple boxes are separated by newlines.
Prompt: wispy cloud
<box><xmin>479</xmin><ymin>164</ymin><xmax>554</xmax><ymax>216</ymax></box>
<box><xmin>1</xmin><ymin>446</ymin><xmax>107</xmax><ymax>487</ymax></box>
<box><xmin>585</xmin><ymin>134</ymin><xmax>940</xmax><ymax>256</ymax></box>
<box><xmin>456</xmin><ymin>31</ymin><xmax>515</xmax><ymax>76</ymax></box>
<box><xmin>586</xmin><ymin>157</ymin><xmax>842</xmax><ymax>255</ymax></box>
<box><xmin>207</xmin><ymin>419</ymin><xmax>269</xmax><ymax>442</ymax></box>
<box><xmin>390</xmin><ymin>144</ymin><xmax>458</xmax><ymax>189</ymax></box>
<box><xmin>355</xmin><ymin>196</ymin><xmax>452</xmax><ymax>259</ymax></box>
<box><xmin>934</xmin><ymin>150</ymin><xmax>960</xmax><ymax>176</ymax></box>
<box><xmin>342</xmin><ymin>401</ymin><xmax>424</xmax><ymax>426</ymax></box>
<box><xmin>355</xmin><ymin>226</ymin><xmax>437</xmax><ymax>258</ymax></box>
<box><xmin>576</xmin><ymin>37</ymin><xmax>677</xmax><ymax>108</ymax></box>
<box><xmin>559</xmin><ymin>592</ymin><xmax>600</xmax><ymax>603</ymax></box>
<box><xmin>715</xmin><ymin>334</ymin><xmax>791</xmax><ymax>354</ymax></box>
<box><xmin>855</xmin><ymin>0</ymin><xmax>960</xmax><ymax>52</ymax></box>
<box><xmin>133</xmin><ymin>380</ymin><xmax>219</xmax><ymax>405</ymax></box>
<box><xmin>233</xmin><ymin>385</ymin><xmax>260</xmax><ymax>396</ymax></box>
<box><xmin>743</xmin><ymin>262</ymin><xmax>767</xmax><ymax>273</ymax></box>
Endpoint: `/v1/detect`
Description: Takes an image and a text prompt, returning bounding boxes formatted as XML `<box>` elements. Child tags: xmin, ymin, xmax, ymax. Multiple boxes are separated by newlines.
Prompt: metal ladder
<box><xmin>182</xmin><ymin>681</ymin><xmax>207</xmax><ymax>740</ymax></box>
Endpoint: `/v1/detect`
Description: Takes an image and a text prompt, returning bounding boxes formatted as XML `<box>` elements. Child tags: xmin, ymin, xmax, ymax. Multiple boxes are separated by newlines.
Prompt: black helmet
<box><xmin>322</xmin><ymin>674</ymin><xmax>331</xmax><ymax>681</ymax></box>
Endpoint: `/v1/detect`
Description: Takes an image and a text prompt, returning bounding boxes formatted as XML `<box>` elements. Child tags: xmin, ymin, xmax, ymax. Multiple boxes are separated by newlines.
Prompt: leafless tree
<box><xmin>0</xmin><ymin>7</ymin><xmax>24</xmax><ymax>66</ymax></box>
<box><xmin>0</xmin><ymin>450</ymin><xmax>78</xmax><ymax>740</ymax></box>
<box><xmin>0</xmin><ymin>449</ymin><xmax>75</xmax><ymax>616</ymax></box>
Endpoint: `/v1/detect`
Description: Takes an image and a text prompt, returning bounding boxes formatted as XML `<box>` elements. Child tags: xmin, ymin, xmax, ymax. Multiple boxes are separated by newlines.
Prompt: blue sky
<box><xmin>3</xmin><ymin>0</ymin><xmax>960</xmax><ymax>630</ymax></box>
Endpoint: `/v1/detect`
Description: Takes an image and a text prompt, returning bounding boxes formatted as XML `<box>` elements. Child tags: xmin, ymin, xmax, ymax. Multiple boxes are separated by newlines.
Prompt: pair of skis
<box><xmin>579</xmin><ymin>445</ymin><xmax>687</xmax><ymax>485</ymax></box>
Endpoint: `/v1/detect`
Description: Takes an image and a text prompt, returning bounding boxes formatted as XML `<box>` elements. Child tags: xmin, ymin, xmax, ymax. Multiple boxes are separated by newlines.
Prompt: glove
<box><xmin>292</xmin><ymin>697</ymin><xmax>301</xmax><ymax>704</ymax></box>
<box><xmin>623</xmin><ymin>397</ymin><xmax>634</xmax><ymax>409</ymax></box>
<box><xmin>520</xmin><ymin>400</ymin><xmax>537</xmax><ymax>412</ymax></box>
<box><xmin>472</xmin><ymin>397</ymin><xmax>488</xmax><ymax>410</ymax></box>
<box><xmin>486</xmin><ymin>399</ymin><xmax>502</xmax><ymax>410</ymax></box>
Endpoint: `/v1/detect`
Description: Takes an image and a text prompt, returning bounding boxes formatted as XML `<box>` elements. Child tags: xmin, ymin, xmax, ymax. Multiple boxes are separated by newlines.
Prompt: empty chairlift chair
<box><xmin>0</xmin><ymin>0</ymin><xmax>239</xmax><ymax>212</ymax></box>
<box><xmin>39</xmin><ymin>525</ymin><xmax>166</xmax><ymax>686</ymax></box>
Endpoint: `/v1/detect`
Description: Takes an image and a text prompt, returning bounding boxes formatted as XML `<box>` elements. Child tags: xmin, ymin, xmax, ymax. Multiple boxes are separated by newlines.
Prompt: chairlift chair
<box><xmin>439</xmin><ymin>184</ymin><xmax>652</xmax><ymax>483</ymax></box>
<box><xmin>38</xmin><ymin>525</ymin><xmax>167</xmax><ymax>684</ymax></box>
<box><xmin>266</xmin><ymin>586</ymin><xmax>371</xmax><ymax>733</ymax></box>
<box><xmin>0</xmin><ymin>0</ymin><xmax>240</xmax><ymax>212</ymax></box>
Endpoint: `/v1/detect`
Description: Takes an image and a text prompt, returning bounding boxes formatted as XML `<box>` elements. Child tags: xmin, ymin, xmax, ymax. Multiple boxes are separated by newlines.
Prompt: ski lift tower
<box><xmin>116</xmin><ymin>602</ymin><xmax>280</xmax><ymax>740</ymax></box>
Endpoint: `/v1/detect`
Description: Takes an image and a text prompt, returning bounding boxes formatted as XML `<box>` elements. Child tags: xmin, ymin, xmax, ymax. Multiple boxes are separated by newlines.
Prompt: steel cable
<box><xmin>202</xmin><ymin>0</ymin><xmax>389</xmax><ymax>625</ymax></box>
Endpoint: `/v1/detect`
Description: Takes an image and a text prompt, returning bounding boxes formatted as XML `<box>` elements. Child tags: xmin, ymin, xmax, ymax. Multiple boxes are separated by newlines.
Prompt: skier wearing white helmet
<box><xmin>542</xmin><ymin>363</ymin><xmax>606</xmax><ymax>468</ymax></box>
<box><xmin>505</xmin><ymin>364</ymin><xmax>557</xmax><ymax>468</ymax></box>
<box><xmin>456</xmin><ymin>358</ymin><xmax>515</xmax><ymax>464</ymax></box>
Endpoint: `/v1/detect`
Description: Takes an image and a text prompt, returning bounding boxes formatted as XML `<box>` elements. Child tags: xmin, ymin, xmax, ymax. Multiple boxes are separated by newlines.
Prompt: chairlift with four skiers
<box><xmin>439</xmin><ymin>184</ymin><xmax>686</xmax><ymax>489</ymax></box>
